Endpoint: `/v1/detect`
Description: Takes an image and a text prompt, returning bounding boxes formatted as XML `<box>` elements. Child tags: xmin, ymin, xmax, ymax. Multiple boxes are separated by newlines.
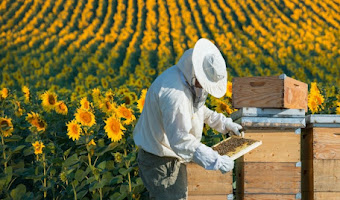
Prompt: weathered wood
<box><xmin>313</xmin><ymin>128</ymin><xmax>340</xmax><ymax>159</ymax></box>
<box><xmin>235</xmin><ymin>158</ymin><xmax>244</xmax><ymax>200</ymax></box>
<box><xmin>188</xmin><ymin>195</ymin><xmax>233</xmax><ymax>200</ymax></box>
<box><xmin>243</xmin><ymin>130</ymin><xmax>300</xmax><ymax>162</ymax></box>
<box><xmin>232</xmin><ymin>75</ymin><xmax>308</xmax><ymax>111</ymax></box>
<box><xmin>313</xmin><ymin>160</ymin><xmax>340</xmax><ymax>192</ymax></box>
<box><xmin>243</xmin><ymin>162</ymin><xmax>301</xmax><ymax>194</ymax></box>
<box><xmin>231</xmin><ymin>107</ymin><xmax>305</xmax><ymax>120</ymax></box>
<box><xmin>186</xmin><ymin>162</ymin><xmax>232</xmax><ymax>195</ymax></box>
<box><xmin>306</xmin><ymin>115</ymin><xmax>340</xmax><ymax>124</ymax></box>
<box><xmin>235</xmin><ymin>117</ymin><xmax>306</xmax><ymax>129</ymax></box>
<box><xmin>314</xmin><ymin>192</ymin><xmax>340</xmax><ymax>199</ymax></box>
<box><xmin>243</xmin><ymin>194</ymin><xmax>298</xmax><ymax>200</ymax></box>
<box><xmin>301</xmin><ymin>129</ymin><xmax>314</xmax><ymax>199</ymax></box>
<box><xmin>284</xmin><ymin>76</ymin><xmax>308</xmax><ymax>111</ymax></box>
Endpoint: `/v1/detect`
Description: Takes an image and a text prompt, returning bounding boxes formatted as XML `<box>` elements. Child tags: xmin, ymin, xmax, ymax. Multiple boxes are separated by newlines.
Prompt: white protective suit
<box><xmin>133</xmin><ymin>49</ymin><xmax>236</xmax><ymax>172</ymax></box>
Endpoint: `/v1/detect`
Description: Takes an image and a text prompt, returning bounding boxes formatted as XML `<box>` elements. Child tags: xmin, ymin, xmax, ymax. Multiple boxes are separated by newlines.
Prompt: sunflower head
<box><xmin>55</xmin><ymin>101</ymin><xmax>68</xmax><ymax>115</ymax></box>
<box><xmin>66</xmin><ymin>120</ymin><xmax>82</xmax><ymax>141</ymax></box>
<box><xmin>104</xmin><ymin>115</ymin><xmax>126</xmax><ymax>142</ymax></box>
<box><xmin>75</xmin><ymin>109</ymin><xmax>96</xmax><ymax>127</ymax></box>
<box><xmin>137</xmin><ymin>89</ymin><xmax>147</xmax><ymax>113</ymax></box>
<box><xmin>80</xmin><ymin>97</ymin><xmax>91</xmax><ymax>110</ymax></box>
<box><xmin>22</xmin><ymin>86</ymin><xmax>30</xmax><ymax>102</ymax></box>
<box><xmin>226</xmin><ymin>81</ymin><xmax>232</xmax><ymax>98</ymax></box>
<box><xmin>99</xmin><ymin>100</ymin><xmax>117</xmax><ymax>113</ymax></box>
<box><xmin>41</xmin><ymin>91</ymin><xmax>58</xmax><ymax>111</ymax></box>
<box><xmin>116</xmin><ymin>104</ymin><xmax>136</xmax><ymax>125</ymax></box>
<box><xmin>1</xmin><ymin>88</ymin><xmax>9</xmax><ymax>99</ymax></box>
<box><xmin>26</xmin><ymin>112</ymin><xmax>47</xmax><ymax>132</ymax></box>
<box><xmin>0</xmin><ymin>117</ymin><xmax>14</xmax><ymax>137</ymax></box>
<box><xmin>32</xmin><ymin>141</ymin><xmax>45</xmax><ymax>155</ymax></box>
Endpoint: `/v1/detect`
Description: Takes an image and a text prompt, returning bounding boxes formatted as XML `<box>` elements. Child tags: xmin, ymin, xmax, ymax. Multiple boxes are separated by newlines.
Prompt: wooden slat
<box><xmin>244</xmin><ymin>130</ymin><xmax>300</xmax><ymax>162</ymax></box>
<box><xmin>232</xmin><ymin>76</ymin><xmax>284</xmax><ymax>109</ymax></box>
<box><xmin>314</xmin><ymin>192</ymin><xmax>340</xmax><ymax>200</ymax></box>
<box><xmin>244</xmin><ymin>194</ymin><xmax>297</xmax><ymax>200</ymax></box>
<box><xmin>186</xmin><ymin>162</ymin><xmax>232</xmax><ymax>195</ymax></box>
<box><xmin>284</xmin><ymin>76</ymin><xmax>308</xmax><ymax>111</ymax></box>
<box><xmin>243</xmin><ymin>162</ymin><xmax>301</xmax><ymax>194</ymax></box>
<box><xmin>314</xmin><ymin>160</ymin><xmax>340</xmax><ymax>192</ymax></box>
<box><xmin>188</xmin><ymin>195</ymin><xmax>231</xmax><ymax>200</ymax></box>
<box><xmin>301</xmin><ymin>129</ymin><xmax>313</xmax><ymax>197</ymax></box>
<box><xmin>313</xmin><ymin>128</ymin><xmax>340</xmax><ymax>159</ymax></box>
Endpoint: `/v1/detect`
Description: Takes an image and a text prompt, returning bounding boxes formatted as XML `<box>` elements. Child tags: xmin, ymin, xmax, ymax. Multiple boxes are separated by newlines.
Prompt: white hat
<box><xmin>192</xmin><ymin>38</ymin><xmax>227</xmax><ymax>98</ymax></box>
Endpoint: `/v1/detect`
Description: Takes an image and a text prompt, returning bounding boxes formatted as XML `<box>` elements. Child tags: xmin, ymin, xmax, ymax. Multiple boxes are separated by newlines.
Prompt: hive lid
<box><xmin>231</xmin><ymin>107</ymin><xmax>305</xmax><ymax>120</ymax></box>
<box><xmin>212</xmin><ymin>136</ymin><xmax>262</xmax><ymax>160</ymax></box>
<box><xmin>306</xmin><ymin>114</ymin><xmax>340</xmax><ymax>127</ymax></box>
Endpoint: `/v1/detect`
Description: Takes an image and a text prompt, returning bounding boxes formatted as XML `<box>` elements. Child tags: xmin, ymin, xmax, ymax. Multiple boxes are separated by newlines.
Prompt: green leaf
<box><xmin>64</xmin><ymin>147</ymin><xmax>72</xmax><ymax>157</ymax></box>
<box><xmin>110</xmin><ymin>175</ymin><xmax>123</xmax><ymax>185</ymax></box>
<box><xmin>97</xmin><ymin>161</ymin><xmax>106</xmax><ymax>171</ymax></box>
<box><xmin>118</xmin><ymin>167</ymin><xmax>133</xmax><ymax>176</ymax></box>
<box><xmin>77</xmin><ymin>190</ymin><xmax>88</xmax><ymax>199</ymax></box>
<box><xmin>10</xmin><ymin>184</ymin><xmax>26</xmax><ymax>200</ymax></box>
<box><xmin>62</xmin><ymin>154</ymin><xmax>79</xmax><ymax>168</ymax></box>
<box><xmin>75</xmin><ymin>169</ymin><xmax>84</xmax><ymax>182</ymax></box>
<box><xmin>4</xmin><ymin>135</ymin><xmax>22</xmax><ymax>142</ymax></box>
<box><xmin>11</xmin><ymin>145</ymin><xmax>26</xmax><ymax>154</ymax></box>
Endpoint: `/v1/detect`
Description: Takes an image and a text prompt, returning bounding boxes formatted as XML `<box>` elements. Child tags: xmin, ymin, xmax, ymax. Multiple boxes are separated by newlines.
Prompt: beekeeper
<box><xmin>133</xmin><ymin>38</ymin><xmax>243</xmax><ymax>199</ymax></box>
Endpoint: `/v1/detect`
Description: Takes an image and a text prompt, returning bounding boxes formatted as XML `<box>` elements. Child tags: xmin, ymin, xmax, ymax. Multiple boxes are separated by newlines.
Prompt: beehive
<box><xmin>232</xmin><ymin>107</ymin><xmax>305</xmax><ymax>200</ymax></box>
<box><xmin>302</xmin><ymin>115</ymin><xmax>340</xmax><ymax>200</ymax></box>
<box><xmin>232</xmin><ymin>74</ymin><xmax>308</xmax><ymax>111</ymax></box>
<box><xmin>187</xmin><ymin>162</ymin><xmax>233</xmax><ymax>200</ymax></box>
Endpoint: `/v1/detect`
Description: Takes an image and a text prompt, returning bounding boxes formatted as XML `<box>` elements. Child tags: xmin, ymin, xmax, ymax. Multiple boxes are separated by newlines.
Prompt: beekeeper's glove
<box><xmin>193</xmin><ymin>143</ymin><xmax>234</xmax><ymax>174</ymax></box>
<box><xmin>225</xmin><ymin>118</ymin><xmax>244</xmax><ymax>137</ymax></box>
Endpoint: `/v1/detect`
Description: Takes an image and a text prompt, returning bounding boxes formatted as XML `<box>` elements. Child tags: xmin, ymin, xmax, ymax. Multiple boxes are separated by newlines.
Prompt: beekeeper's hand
<box><xmin>225</xmin><ymin>118</ymin><xmax>244</xmax><ymax>137</ymax></box>
<box><xmin>193</xmin><ymin>143</ymin><xmax>234</xmax><ymax>173</ymax></box>
<box><xmin>219</xmin><ymin>155</ymin><xmax>234</xmax><ymax>174</ymax></box>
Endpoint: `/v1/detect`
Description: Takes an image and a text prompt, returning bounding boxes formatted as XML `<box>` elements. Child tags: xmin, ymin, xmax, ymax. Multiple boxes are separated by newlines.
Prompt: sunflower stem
<box><xmin>43</xmin><ymin>153</ymin><xmax>47</xmax><ymax>198</ymax></box>
<box><xmin>86</xmin><ymin>136</ymin><xmax>92</xmax><ymax>167</ymax></box>
<box><xmin>71</xmin><ymin>182</ymin><xmax>77</xmax><ymax>200</ymax></box>
<box><xmin>1</xmin><ymin>134</ymin><xmax>7</xmax><ymax>171</ymax></box>
<box><xmin>124</xmin><ymin>149</ymin><xmax>132</xmax><ymax>194</ymax></box>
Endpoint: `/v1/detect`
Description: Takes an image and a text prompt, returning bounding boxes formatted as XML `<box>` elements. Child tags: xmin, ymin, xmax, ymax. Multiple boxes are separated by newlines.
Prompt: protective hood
<box><xmin>176</xmin><ymin>49</ymin><xmax>195</xmax><ymax>86</ymax></box>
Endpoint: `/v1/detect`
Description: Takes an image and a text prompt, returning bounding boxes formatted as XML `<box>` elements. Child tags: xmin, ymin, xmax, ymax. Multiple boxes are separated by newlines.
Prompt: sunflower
<box><xmin>74</xmin><ymin>108</ymin><xmax>96</xmax><ymax>127</ymax></box>
<box><xmin>105</xmin><ymin>90</ymin><xmax>115</xmax><ymax>101</ymax></box>
<box><xmin>26</xmin><ymin>112</ymin><xmax>47</xmax><ymax>132</ymax></box>
<box><xmin>66</xmin><ymin>120</ymin><xmax>81</xmax><ymax>141</ymax></box>
<box><xmin>337</xmin><ymin>102</ymin><xmax>340</xmax><ymax>114</ymax></box>
<box><xmin>1</xmin><ymin>88</ymin><xmax>9</xmax><ymax>99</ymax></box>
<box><xmin>0</xmin><ymin>117</ymin><xmax>14</xmax><ymax>137</ymax></box>
<box><xmin>116</xmin><ymin>104</ymin><xmax>136</xmax><ymax>125</ymax></box>
<box><xmin>99</xmin><ymin>100</ymin><xmax>116</xmax><ymax>113</ymax></box>
<box><xmin>22</xmin><ymin>86</ymin><xmax>30</xmax><ymax>102</ymax></box>
<box><xmin>41</xmin><ymin>91</ymin><xmax>58</xmax><ymax>111</ymax></box>
<box><xmin>226</xmin><ymin>81</ymin><xmax>232</xmax><ymax>98</ymax></box>
<box><xmin>137</xmin><ymin>89</ymin><xmax>147</xmax><ymax>113</ymax></box>
<box><xmin>104</xmin><ymin>115</ymin><xmax>126</xmax><ymax>142</ymax></box>
<box><xmin>215</xmin><ymin>99</ymin><xmax>235</xmax><ymax>115</ymax></box>
<box><xmin>88</xmin><ymin>139</ymin><xmax>96</xmax><ymax>146</ymax></box>
<box><xmin>308</xmin><ymin>82</ymin><xmax>324</xmax><ymax>114</ymax></box>
<box><xmin>55</xmin><ymin>101</ymin><xmax>68</xmax><ymax>115</ymax></box>
<box><xmin>80</xmin><ymin>97</ymin><xmax>90</xmax><ymax>110</ymax></box>
<box><xmin>32</xmin><ymin>141</ymin><xmax>45</xmax><ymax>155</ymax></box>
<box><xmin>15</xmin><ymin>101</ymin><xmax>23</xmax><ymax>117</ymax></box>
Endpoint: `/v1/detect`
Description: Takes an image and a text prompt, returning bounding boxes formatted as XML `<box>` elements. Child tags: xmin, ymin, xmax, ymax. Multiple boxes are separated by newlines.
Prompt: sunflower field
<box><xmin>0</xmin><ymin>0</ymin><xmax>340</xmax><ymax>199</ymax></box>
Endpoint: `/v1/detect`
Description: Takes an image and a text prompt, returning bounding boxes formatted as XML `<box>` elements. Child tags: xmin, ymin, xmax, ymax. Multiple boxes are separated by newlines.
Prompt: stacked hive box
<box><xmin>232</xmin><ymin>108</ymin><xmax>305</xmax><ymax>199</ymax></box>
<box><xmin>302</xmin><ymin>115</ymin><xmax>340</xmax><ymax>200</ymax></box>
<box><xmin>187</xmin><ymin>162</ymin><xmax>233</xmax><ymax>200</ymax></box>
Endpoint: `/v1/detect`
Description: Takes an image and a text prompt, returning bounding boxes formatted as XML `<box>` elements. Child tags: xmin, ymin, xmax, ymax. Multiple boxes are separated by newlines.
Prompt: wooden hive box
<box><xmin>187</xmin><ymin>162</ymin><xmax>233</xmax><ymax>200</ymax></box>
<box><xmin>232</xmin><ymin>108</ymin><xmax>305</xmax><ymax>200</ymax></box>
<box><xmin>232</xmin><ymin>74</ymin><xmax>308</xmax><ymax>111</ymax></box>
<box><xmin>302</xmin><ymin>115</ymin><xmax>340</xmax><ymax>200</ymax></box>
